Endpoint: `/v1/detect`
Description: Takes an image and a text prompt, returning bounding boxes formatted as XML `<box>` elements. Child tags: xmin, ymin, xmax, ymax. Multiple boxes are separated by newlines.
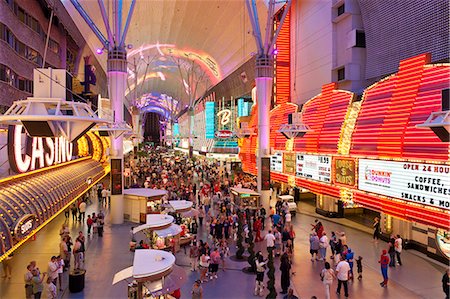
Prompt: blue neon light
<box><xmin>205</xmin><ymin>102</ymin><xmax>215</xmax><ymax>139</ymax></box>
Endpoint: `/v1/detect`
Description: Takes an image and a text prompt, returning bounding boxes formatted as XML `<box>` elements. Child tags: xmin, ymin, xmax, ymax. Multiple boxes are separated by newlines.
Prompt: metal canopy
<box><xmin>63</xmin><ymin>0</ymin><xmax>272</xmax><ymax>107</ymax></box>
<box><xmin>0</xmin><ymin>98</ymin><xmax>109</xmax><ymax>141</ymax></box>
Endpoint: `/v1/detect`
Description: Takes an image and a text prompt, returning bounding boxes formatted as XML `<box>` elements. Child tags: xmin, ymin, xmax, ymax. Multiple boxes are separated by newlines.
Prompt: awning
<box><xmin>123</xmin><ymin>188</ymin><xmax>167</xmax><ymax>198</ymax></box>
<box><xmin>132</xmin><ymin>214</ymin><xmax>174</xmax><ymax>234</ymax></box>
<box><xmin>181</xmin><ymin>208</ymin><xmax>199</xmax><ymax>218</ymax></box>
<box><xmin>230</xmin><ymin>187</ymin><xmax>260</xmax><ymax>197</ymax></box>
<box><xmin>154</xmin><ymin>224</ymin><xmax>182</xmax><ymax>238</ymax></box>
<box><xmin>112</xmin><ymin>266</ymin><xmax>133</xmax><ymax>285</ymax></box>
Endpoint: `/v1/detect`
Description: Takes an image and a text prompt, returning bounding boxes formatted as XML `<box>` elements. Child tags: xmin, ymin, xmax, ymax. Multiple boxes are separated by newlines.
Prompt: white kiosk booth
<box><xmin>113</xmin><ymin>249</ymin><xmax>186</xmax><ymax>299</ymax></box>
<box><xmin>124</xmin><ymin>189</ymin><xmax>168</xmax><ymax>223</ymax></box>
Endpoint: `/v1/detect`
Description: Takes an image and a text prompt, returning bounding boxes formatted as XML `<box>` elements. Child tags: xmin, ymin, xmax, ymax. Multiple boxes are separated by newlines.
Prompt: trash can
<box><xmin>69</xmin><ymin>269</ymin><xmax>86</xmax><ymax>293</ymax></box>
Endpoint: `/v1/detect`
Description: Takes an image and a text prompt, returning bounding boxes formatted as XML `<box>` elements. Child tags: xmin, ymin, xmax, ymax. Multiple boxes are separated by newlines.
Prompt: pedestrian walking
<box><xmin>443</xmin><ymin>269</ymin><xmax>449</xmax><ymax>299</ymax></box>
<box><xmin>356</xmin><ymin>256</ymin><xmax>363</xmax><ymax>280</ymax></box>
<box><xmin>388</xmin><ymin>235</ymin><xmax>396</xmax><ymax>267</ymax></box>
<box><xmin>320</xmin><ymin>262</ymin><xmax>335</xmax><ymax>299</ymax></box>
<box><xmin>191</xmin><ymin>280</ymin><xmax>203</xmax><ymax>299</ymax></box>
<box><xmin>87</xmin><ymin>215</ymin><xmax>94</xmax><ymax>235</ymax></box>
<box><xmin>335</xmin><ymin>255</ymin><xmax>350</xmax><ymax>297</ymax></box>
<box><xmin>24</xmin><ymin>265</ymin><xmax>33</xmax><ymax>299</ymax></box>
<box><xmin>310</xmin><ymin>232</ymin><xmax>320</xmax><ymax>261</ymax></box>
<box><xmin>395</xmin><ymin>234</ymin><xmax>403</xmax><ymax>266</ymax></box>
<box><xmin>64</xmin><ymin>206</ymin><xmax>70</xmax><ymax>220</ymax></box>
<box><xmin>71</xmin><ymin>204</ymin><xmax>77</xmax><ymax>222</ymax></box>
<box><xmin>254</xmin><ymin>252</ymin><xmax>267</xmax><ymax>296</ymax></box>
<box><xmin>189</xmin><ymin>241</ymin><xmax>199</xmax><ymax>272</ymax></box>
<box><xmin>319</xmin><ymin>232</ymin><xmax>329</xmax><ymax>261</ymax></box>
<box><xmin>373</xmin><ymin>217</ymin><xmax>381</xmax><ymax>242</ymax></box>
<box><xmin>78</xmin><ymin>200</ymin><xmax>86</xmax><ymax>222</ymax></box>
<box><xmin>379</xmin><ymin>249</ymin><xmax>390</xmax><ymax>287</ymax></box>
<box><xmin>280</xmin><ymin>252</ymin><xmax>291</xmax><ymax>294</ymax></box>
<box><xmin>31</xmin><ymin>269</ymin><xmax>46</xmax><ymax>299</ymax></box>
<box><xmin>199</xmin><ymin>253</ymin><xmax>210</xmax><ymax>283</ymax></box>
<box><xmin>45</xmin><ymin>277</ymin><xmax>57</xmax><ymax>299</ymax></box>
<box><xmin>209</xmin><ymin>248</ymin><xmax>221</xmax><ymax>279</ymax></box>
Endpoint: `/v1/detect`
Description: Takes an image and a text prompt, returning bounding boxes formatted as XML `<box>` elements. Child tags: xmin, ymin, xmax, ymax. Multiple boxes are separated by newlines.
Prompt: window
<box><xmin>0</xmin><ymin>64</ymin><xmax>33</xmax><ymax>93</ymax></box>
<box><xmin>337</xmin><ymin>67</ymin><xmax>345</xmax><ymax>81</ymax></box>
<box><xmin>337</xmin><ymin>4</ymin><xmax>345</xmax><ymax>16</ymax></box>
<box><xmin>17</xmin><ymin>7</ymin><xmax>25</xmax><ymax>22</ymax></box>
<box><xmin>355</xmin><ymin>31</ymin><xmax>366</xmax><ymax>48</ymax></box>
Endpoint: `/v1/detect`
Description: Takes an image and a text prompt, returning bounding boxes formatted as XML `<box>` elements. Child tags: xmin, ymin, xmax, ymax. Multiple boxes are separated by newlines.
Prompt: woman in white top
<box><xmin>45</xmin><ymin>277</ymin><xmax>57</xmax><ymax>299</ymax></box>
<box><xmin>199</xmin><ymin>253</ymin><xmax>210</xmax><ymax>283</ymax></box>
<box><xmin>320</xmin><ymin>262</ymin><xmax>336</xmax><ymax>299</ymax></box>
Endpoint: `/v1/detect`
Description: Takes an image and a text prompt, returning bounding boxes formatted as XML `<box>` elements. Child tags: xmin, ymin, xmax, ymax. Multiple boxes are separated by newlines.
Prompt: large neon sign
<box><xmin>8</xmin><ymin>125</ymin><xmax>74</xmax><ymax>173</ymax></box>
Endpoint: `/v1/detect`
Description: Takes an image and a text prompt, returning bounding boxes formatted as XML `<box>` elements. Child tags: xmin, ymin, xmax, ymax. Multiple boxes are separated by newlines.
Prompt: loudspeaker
<box><xmin>288</xmin><ymin>114</ymin><xmax>293</xmax><ymax>124</ymax></box>
<box><xmin>22</xmin><ymin>121</ymin><xmax>55</xmax><ymax>137</ymax></box>
<box><xmin>442</xmin><ymin>89</ymin><xmax>449</xmax><ymax>111</ymax></box>
<box><xmin>431</xmin><ymin>127</ymin><xmax>449</xmax><ymax>142</ymax></box>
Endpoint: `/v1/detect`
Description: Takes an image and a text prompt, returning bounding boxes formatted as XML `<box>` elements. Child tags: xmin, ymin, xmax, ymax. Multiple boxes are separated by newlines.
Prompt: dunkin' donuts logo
<box><xmin>365</xmin><ymin>167</ymin><xmax>392</xmax><ymax>186</ymax></box>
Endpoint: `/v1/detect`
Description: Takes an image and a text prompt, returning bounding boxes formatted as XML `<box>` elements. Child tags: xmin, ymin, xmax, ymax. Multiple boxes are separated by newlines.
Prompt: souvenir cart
<box><xmin>132</xmin><ymin>214</ymin><xmax>182</xmax><ymax>253</ymax></box>
<box><xmin>230</xmin><ymin>187</ymin><xmax>261</xmax><ymax>211</ymax></box>
<box><xmin>167</xmin><ymin>200</ymin><xmax>196</xmax><ymax>247</ymax></box>
<box><xmin>124</xmin><ymin>189</ymin><xmax>168</xmax><ymax>223</ymax></box>
<box><xmin>113</xmin><ymin>249</ymin><xmax>187</xmax><ymax>299</ymax></box>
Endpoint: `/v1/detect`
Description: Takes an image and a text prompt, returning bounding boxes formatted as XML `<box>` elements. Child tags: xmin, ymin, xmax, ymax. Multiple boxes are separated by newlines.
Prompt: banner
<box><xmin>359</xmin><ymin>159</ymin><xmax>450</xmax><ymax>210</ymax></box>
<box><xmin>296</xmin><ymin>154</ymin><xmax>331</xmax><ymax>183</ymax></box>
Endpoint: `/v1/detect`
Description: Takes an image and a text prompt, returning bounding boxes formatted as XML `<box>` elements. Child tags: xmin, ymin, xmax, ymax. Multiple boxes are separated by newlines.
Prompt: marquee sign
<box><xmin>215</xmin><ymin>130</ymin><xmax>233</xmax><ymax>139</ymax></box>
<box><xmin>8</xmin><ymin>125</ymin><xmax>74</xmax><ymax>173</ymax></box>
<box><xmin>296</xmin><ymin>154</ymin><xmax>331</xmax><ymax>183</ymax></box>
<box><xmin>270</xmin><ymin>152</ymin><xmax>283</xmax><ymax>172</ymax></box>
<box><xmin>216</xmin><ymin>109</ymin><xmax>232</xmax><ymax>126</ymax></box>
<box><xmin>333</xmin><ymin>157</ymin><xmax>356</xmax><ymax>186</ymax></box>
<box><xmin>14</xmin><ymin>214</ymin><xmax>37</xmax><ymax>240</ymax></box>
<box><xmin>283</xmin><ymin>153</ymin><xmax>296</xmax><ymax>175</ymax></box>
<box><xmin>359</xmin><ymin>159</ymin><xmax>450</xmax><ymax>210</ymax></box>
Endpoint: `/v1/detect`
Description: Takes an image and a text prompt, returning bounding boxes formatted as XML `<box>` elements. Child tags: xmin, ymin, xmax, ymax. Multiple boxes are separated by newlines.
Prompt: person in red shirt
<box><xmin>378</xmin><ymin>249</ymin><xmax>390</xmax><ymax>287</ymax></box>
<box><xmin>170</xmin><ymin>288</ymin><xmax>181</xmax><ymax>299</ymax></box>
<box><xmin>253</xmin><ymin>218</ymin><xmax>263</xmax><ymax>242</ymax></box>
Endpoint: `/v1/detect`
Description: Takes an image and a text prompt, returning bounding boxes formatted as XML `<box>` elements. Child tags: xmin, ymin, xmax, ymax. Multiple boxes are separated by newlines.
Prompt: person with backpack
<box><xmin>320</xmin><ymin>262</ymin><xmax>335</xmax><ymax>299</ymax></box>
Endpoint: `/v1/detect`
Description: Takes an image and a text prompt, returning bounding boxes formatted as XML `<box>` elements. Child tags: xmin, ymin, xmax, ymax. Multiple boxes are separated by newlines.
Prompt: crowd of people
<box><xmin>4</xmin><ymin>145</ymin><xmax>447</xmax><ymax>299</ymax></box>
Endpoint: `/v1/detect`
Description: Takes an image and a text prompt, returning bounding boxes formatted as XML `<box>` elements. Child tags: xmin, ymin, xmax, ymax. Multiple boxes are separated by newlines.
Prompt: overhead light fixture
<box><xmin>278</xmin><ymin>112</ymin><xmax>311</xmax><ymax>139</ymax></box>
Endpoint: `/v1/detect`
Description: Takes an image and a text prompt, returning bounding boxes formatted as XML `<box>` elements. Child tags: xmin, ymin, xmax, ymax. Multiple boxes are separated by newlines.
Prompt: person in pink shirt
<box><xmin>209</xmin><ymin>248</ymin><xmax>221</xmax><ymax>279</ymax></box>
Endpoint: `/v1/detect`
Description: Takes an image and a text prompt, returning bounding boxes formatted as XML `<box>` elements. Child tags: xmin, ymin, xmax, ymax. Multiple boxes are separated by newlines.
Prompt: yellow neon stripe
<box><xmin>0</xmin><ymin>164</ymin><xmax>110</xmax><ymax>262</ymax></box>
<box><xmin>0</xmin><ymin>156</ymin><xmax>92</xmax><ymax>185</ymax></box>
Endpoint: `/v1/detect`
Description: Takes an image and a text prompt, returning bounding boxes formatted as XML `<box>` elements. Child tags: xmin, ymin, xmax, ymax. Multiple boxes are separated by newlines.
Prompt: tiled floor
<box><xmin>0</xmin><ymin>198</ymin><xmax>446</xmax><ymax>299</ymax></box>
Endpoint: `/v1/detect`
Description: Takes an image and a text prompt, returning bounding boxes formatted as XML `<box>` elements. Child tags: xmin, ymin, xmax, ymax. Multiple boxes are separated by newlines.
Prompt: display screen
<box><xmin>296</xmin><ymin>154</ymin><xmax>331</xmax><ymax>182</ymax></box>
<box><xmin>261</xmin><ymin>157</ymin><xmax>271</xmax><ymax>190</ymax></box>
<box><xmin>359</xmin><ymin>159</ymin><xmax>450</xmax><ymax>210</ymax></box>
<box><xmin>111</xmin><ymin>159</ymin><xmax>123</xmax><ymax>195</ymax></box>
<box><xmin>270</xmin><ymin>152</ymin><xmax>283</xmax><ymax>172</ymax></box>
<box><xmin>205</xmin><ymin>102</ymin><xmax>215</xmax><ymax>139</ymax></box>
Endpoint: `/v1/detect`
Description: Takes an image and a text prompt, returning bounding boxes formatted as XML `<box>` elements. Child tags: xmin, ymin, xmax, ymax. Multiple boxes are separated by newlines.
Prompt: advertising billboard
<box><xmin>296</xmin><ymin>154</ymin><xmax>331</xmax><ymax>183</ymax></box>
<box><xmin>359</xmin><ymin>159</ymin><xmax>450</xmax><ymax>210</ymax></box>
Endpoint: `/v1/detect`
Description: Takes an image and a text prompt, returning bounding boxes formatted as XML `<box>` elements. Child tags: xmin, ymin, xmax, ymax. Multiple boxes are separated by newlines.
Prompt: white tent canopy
<box><xmin>132</xmin><ymin>214</ymin><xmax>174</xmax><ymax>234</ymax></box>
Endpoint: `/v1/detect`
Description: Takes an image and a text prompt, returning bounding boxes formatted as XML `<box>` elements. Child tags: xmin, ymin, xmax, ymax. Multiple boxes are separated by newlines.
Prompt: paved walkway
<box><xmin>0</xmin><ymin>198</ymin><xmax>447</xmax><ymax>299</ymax></box>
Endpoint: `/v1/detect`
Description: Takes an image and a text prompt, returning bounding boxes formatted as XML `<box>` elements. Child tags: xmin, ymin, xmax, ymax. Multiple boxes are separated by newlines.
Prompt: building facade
<box><xmin>0</xmin><ymin>0</ymin><xmax>106</xmax><ymax>110</ymax></box>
